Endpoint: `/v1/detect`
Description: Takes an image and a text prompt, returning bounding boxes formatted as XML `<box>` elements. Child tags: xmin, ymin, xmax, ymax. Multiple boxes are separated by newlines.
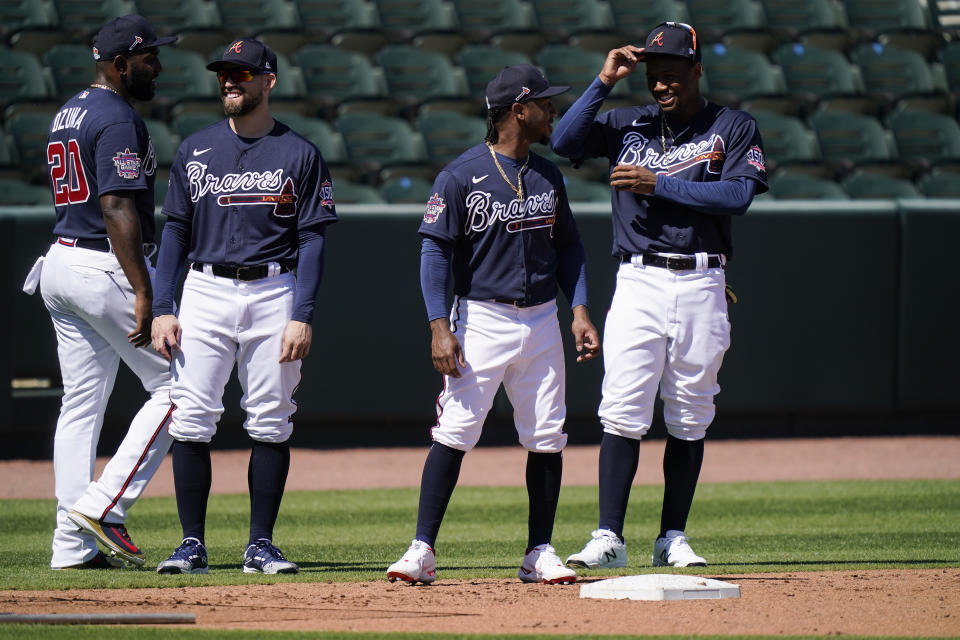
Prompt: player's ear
<box><xmin>511</xmin><ymin>102</ymin><xmax>525</xmax><ymax>119</ymax></box>
<box><xmin>112</xmin><ymin>54</ymin><xmax>127</xmax><ymax>75</ymax></box>
<box><xmin>265</xmin><ymin>73</ymin><xmax>277</xmax><ymax>92</ymax></box>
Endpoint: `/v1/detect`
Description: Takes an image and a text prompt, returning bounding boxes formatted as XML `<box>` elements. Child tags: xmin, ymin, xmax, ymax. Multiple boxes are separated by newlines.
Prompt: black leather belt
<box><xmin>490</xmin><ymin>297</ymin><xmax>531</xmax><ymax>307</ymax></box>
<box><xmin>191</xmin><ymin>262</ymin><xmax>290</xmax><ymax>281</ymax></box>
<box><xmin>622</xmin><ymin>253</ymin><xmax>723</xmax><ymax>270</ymax></box>
<box><xmin>57</xmin><ymin>236</ymin><xmax>156</xmax><ymax>256</ymax></box>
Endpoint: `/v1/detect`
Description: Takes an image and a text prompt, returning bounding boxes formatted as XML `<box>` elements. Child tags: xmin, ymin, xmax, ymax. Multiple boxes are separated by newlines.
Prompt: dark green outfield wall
<box><xmin>4</xmin><ymin>200</ymin><xmax>959</xmax><ymax>457</ymax></box>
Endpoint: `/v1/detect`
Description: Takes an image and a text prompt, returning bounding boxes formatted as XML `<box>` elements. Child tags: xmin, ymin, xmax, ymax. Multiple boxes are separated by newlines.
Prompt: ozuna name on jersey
<box><xmin>618</xmin><ymin>131</ymin><xmax>726</xmax><ymax>175</ymax></box>
<box><xmin>465</xmin><ymin>189</ymin><xmax>557</xmax><ymax>234</ymax></box>
<box><xmin>185</xmin><ymin>160</ymin><xmax>284</xmax><ymax>202</ymax></box>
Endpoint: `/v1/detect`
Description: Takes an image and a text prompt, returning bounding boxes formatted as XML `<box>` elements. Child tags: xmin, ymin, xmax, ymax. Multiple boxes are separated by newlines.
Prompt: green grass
<box><xmin>0</xmin><ymin>479</ymin><xmax>957</xmax><ymax>591</ymax></box>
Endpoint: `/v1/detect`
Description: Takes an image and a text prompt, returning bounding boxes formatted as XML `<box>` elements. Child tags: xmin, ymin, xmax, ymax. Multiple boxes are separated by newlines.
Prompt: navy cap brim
<box><xmin>529</xmin><ymin>85</ymin><xmax>569</xmax><ymax>100</ymax></box>
<box><xmin>205</xmin><ymin>60</ymin><xmax>275</xmax><ymax>72</ymax></box>
<box><xmin>150</xmin><ymin>35</ymin><xmax>178</xmax><ymax>48</ymax></box>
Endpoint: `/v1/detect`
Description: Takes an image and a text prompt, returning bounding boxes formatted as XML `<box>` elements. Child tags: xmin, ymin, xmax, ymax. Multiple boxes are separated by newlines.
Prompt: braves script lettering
<box><xmin>617</xmin><ymin>132</ymin><xmax>726</xmax><ymax>175</ymax></box>
<box><xmin>464</xmin><ymin>190</ymin><xmax>557</xmax><ymax>233</ymax></box>
<box><xmin>186</xmin><ymin>161</ymin><xmax>283</xmax><ymax>202</ymax></box>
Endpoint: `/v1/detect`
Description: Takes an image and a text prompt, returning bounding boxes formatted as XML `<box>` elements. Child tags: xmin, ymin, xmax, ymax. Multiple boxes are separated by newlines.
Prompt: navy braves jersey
<box><xmin>47</xmin><ymin>87</ymin><xmax>157</xmax><ymax>241</ymax></box>
<box><xmin>419</xmin><ymin>143</ymin><xmax>583</xmax><ymax>305</ymax></box>
<box><xmin>566</xmin><ymin>88</ymin><xmax>767</xmax><ymax>258</ymax></box>
<box><xmin>162</xmin><ymin>119</ymin><xmax>337</xmax><ymax>266</ymax></box>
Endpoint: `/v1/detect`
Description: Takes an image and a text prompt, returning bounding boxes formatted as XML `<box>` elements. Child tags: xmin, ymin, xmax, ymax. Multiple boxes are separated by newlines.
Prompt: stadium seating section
<box><xmin>3</xmin><ymin>0</ymin><xmax>960</xmax><ymax>201</ymax></box>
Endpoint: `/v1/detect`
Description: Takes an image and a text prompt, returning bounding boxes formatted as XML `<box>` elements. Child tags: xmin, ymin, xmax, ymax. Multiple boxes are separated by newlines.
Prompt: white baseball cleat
<box><xmin>519</xmin><ymin>543</ymin><xmax>577</xmax><ymax>584</ymax></box>
<box><xmin>387</xmin><ymin>539</ymin><xmax>436</xmax><ymax>584</ymax></box>
<box><xmin>653</xmin><ymin>530</ymin><xmax>707</xmax><ymax>567</ymax></box>
<box><xmin>565</xmin><ymin>529</ymin><xmax>627</xmax><ymax>569</ymax></box>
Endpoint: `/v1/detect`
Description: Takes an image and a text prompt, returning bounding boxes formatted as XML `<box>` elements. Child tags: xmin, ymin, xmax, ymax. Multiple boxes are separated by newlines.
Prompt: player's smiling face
<box><xmin>218</xmin><ymin>65</ymin><xmax>272</xmax><ymax>117</ymax></box>
<box><xmin>645</xmin><ymin>56</ymin><xmax>702</xmax><ymax>120</ymax></box>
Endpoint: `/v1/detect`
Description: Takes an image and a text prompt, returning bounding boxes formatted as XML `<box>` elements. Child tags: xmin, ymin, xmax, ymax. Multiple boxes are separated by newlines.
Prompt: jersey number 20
<box><xmin>47</xmin><ymin>139</ymin><xmax>90</xmax><ymax>205</ymax></box>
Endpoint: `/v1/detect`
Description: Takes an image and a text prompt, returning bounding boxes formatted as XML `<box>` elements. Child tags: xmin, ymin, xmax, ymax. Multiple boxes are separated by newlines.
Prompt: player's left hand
<box><xmin>279</xmin><ymin>320</ymin><xmax>312</xmax><ymax>362</ymax></box>
<box><xmin>610</xmin><ymin>164</ymin><xmax>658</xmax><ymax>194</ymax></box>
<box><xmin>571</xmin><ymin>305</ymin><xmax>600</xmax><ymax>363</ymax></box>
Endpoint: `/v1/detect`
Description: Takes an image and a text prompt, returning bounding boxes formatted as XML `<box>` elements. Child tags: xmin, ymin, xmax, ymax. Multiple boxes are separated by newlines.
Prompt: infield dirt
<box><xmin>2</xmin><ymin>436</ymin><xmax>958</xmax><ymax>636</ymax></box>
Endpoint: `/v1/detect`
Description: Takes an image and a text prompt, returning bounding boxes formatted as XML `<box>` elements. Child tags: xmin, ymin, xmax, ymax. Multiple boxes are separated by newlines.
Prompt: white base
<box><xmin>579</xmin><ymin>574</ymin><xmax>741</xmax><ymax>601</ymax></box>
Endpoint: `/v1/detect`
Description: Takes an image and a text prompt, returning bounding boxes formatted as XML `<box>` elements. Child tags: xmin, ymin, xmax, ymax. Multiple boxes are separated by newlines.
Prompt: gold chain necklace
<box><xmin>660</xmin><ymin>111</ymin><xmax>678</xmax><ymax>152</ymax></box>
<box><xmin>486</xmin><ymin>143</ymin><xmax>529</xmax><ymax>201</ymax></box>
<box><xmin>90</xmin><ymin>83</ymin><xmax>120</xmax><ymax>95</ymax></box>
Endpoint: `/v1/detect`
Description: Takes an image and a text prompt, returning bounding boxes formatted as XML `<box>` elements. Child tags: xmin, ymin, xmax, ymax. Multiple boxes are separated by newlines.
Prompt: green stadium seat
<box><xmin>808</xmin><ymin>110</ymin><xmax>896</xmax><ymax>165</ymax></box>
<box><xmin>851</xmin><ymin>42</ymin><xmax>949</xmax><ymax>111</ymax></box>
<box><xmin>535</xmin><ymin>44</ymin><xmax>627</xmax><ymax>105</ymax></box>
<box><xmin>0</xmin><ymin>47</ymin><xmax>52</xmax><ymax>105</ymax></box>
<box><xmin>562</xmin><ymin>175</ymin><xmax>610</xmax><ymax>202</ymax></box>
<box><xmin>750</xmin><ymin>109</ymin><xmax>821</xmax><ymax>169</ymax></box>
<box><xmin>842</xmin><ymin>171</ymin><xmax>922</xmax><ymax>198</ymax></box>
<box><xmin>44</xmin><ymin>44</ymin><xmax>96</xmax><ymax>100</ymax></box>
<box><xmin>142</xmin><ymin>118</ymin><xmax>178</xmax><ymax>167</ymax></box>
<box><xmin>529</xmin><ymin>0</ymin><xmax>613</xmax><ymax>39</ymax></box>
<box><xmin>930</xmin><ymin>0</ymin><xmax>960</xmax><ymax>31</ymax></box>
<box><xmin>293</xmin><ymin>0</ymin><xmax>375</xmax><ymax>36</ymax></box>
<box><xmin>5</xmin><ymin>109</ymin><xmax>57</xmax><ymax>173</ymax></box>
<box><xmin>607</xmin><ymin>0</ymin><xmax>690</xmax><ymax>39</ymax></box>
<box><xmin>171</xmin><ymin>111</ymin><xmax>221</xmax><ymax>139</ymax></box>
<box><xmin>135</xmin><ymin>0</ymin><xmax>223</xmax><ymax>32</ymax></box>
<box><xmin>699</xmin><ymin>43</ymin><xmax>785</xmax><ymax>107</ymax></box>
<box><xmin>336</xmin><ymin>112</ymin><xmax>426</xmax><ymax>168</ymax></box>
<box><xmin>451</xmin><ymin>0</ymin><xmax>534</xmax><ymax>39</ymax></box>
<box><xmin>769</xmin><ymin>173</ymin><xmax>850</xmax><ymax>199</ymax></box>
<box><xmin>916</xmin><ymin>169</ymin><xmax>960</xmax><ymax>197</ymax></box>
<box><xmin>371</xmin><ymin>0</ymin><xmax>457</xmax><ymax>38</ymax></box>
<box><xmin>0</xmin><ymin>0</ymin><xmax>58</xmax><ymax>36</ymax></box>
<box><xmin>155</xmin><ymin>48</ymin><xmax>218</xmax><ymax>103</ymax></box>
<box><xmin>772</xmin><ymin>43</ymin><xmax>864</xmax><ymax>101</ymax></box>
<box><xmin>215</xmin><ymin>0</ymin><xmax>299</xmax><ymax>31</ymax></box>
<box><xmin>456</xmin><ymin>45</ymin><xmax>532</xmax><ymax>98</ymax></box>
<box><xmin>842</xmin><ymin>0</ymin><xmax>931</xmax><ymax>34</ymax></box>
<box><xmin>379</xmin><ymin>175</ymin><xmax>434</xmax><ymax>203</ymax></box>
<box><xmin>760</xmin><ymin>0</ymin><xmax>848</xmax><ymax>36</ymax></box>
<box><xmin>0</xmin><ymin>177</ymin><xmax>51</xmax><ymax>204</ymax></box>
<box><xmin>292</xmin><ymin>44</ymin><xmax>385</xmax><ymax>108</ymax></box>
<box><xmin>375</xmin><ymin>45</ymin><xmax>468</xmax><ymax>104</ymax></box>
<box><xmin>0</xmin><ymin>130</ymin><xmax>18</xmax><ymax>167</ymax></box>
<box><xmin>416</xmin><ymin>111</ymin><xmax>486</xmax><ymax>167</ymax></box>
<box><xmin>685</xmin><ymin>0</ymin><xmax>766</xmax><ymax>41</ymax></box>
<box><xmin>888</xmin><ymin>109</ymin><xmax>960</xmax><ymax>166</ymax></box>
<box><xmin>940</xmin><ymin>41</ymin><xmax>960</xmax><ymax>92</ymax></box>
<box><xmin>272</xmin><ymin>111</ymin><xmax>346</xmax><ymax>164</ymax></box>
<box><xmin>331</xmin><ymin>178</ymin><xmax>385</xmax><ymax>204</ymax></box>
<box><xmin>52</xmin><ymin>0</ymin><xmax>131</xmax><ymax>35</ymax></box>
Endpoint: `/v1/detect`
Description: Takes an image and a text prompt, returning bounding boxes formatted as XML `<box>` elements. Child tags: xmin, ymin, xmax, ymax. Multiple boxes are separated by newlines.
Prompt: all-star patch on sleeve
<box><xmin>97</xmin><ymin>121</ymin><xmax>150</xmax><ymax>194</ymax></box>
<box><xmin>423</xmin><ymin>192</ymin><xmax>445</xmax><ymax>223</ymax></box>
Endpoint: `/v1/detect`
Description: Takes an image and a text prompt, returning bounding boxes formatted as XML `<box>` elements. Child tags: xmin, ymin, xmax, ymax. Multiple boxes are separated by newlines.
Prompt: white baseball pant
<box><xmin>431</xmin><ymin>297</ymin><xmax>568</xmax><ymax>453</ymax></box>
<box><xmin>35</xmin><ymin>242</ymin><xmax>174</xmax><ymax>569</ymax></box>
<box><xmin>168</xmin><ymin>266</ymin><xmax>300</xmax><ymax>443</ymax></box>
<box><xmin>598</xmin><ymin>257</ymin><xmax>730</xmax><ymax>442</ymax></box>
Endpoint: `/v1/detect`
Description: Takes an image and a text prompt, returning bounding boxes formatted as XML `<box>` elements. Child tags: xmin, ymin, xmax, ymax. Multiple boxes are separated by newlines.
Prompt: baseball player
<box><xmin>386</xmin><ymin>64</ymin><xmax>599</xmax><ymax>586</ymax></box>
<box><xmin>150</xmin><ymin>38</ymin><xmax>337</xmax><ymax>574</ymax></box>
<box><xmin>551</xmin><ymin>22</ymin><xmax>767</xmax><ymax>568</ymax></box>
<box><xmin>22</xmin><ymin>15</ymin><xmax>177</xmax><ymax>570</ymax></box>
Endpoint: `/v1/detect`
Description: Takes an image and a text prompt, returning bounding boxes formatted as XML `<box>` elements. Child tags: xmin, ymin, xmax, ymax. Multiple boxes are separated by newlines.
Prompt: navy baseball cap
<box><xmin>640</xmin><ymin>22</ymin><xmax>701</xmax><ymax>63</ymax></box>
<box><xmin>92</xmin><ymin>15</ymin><xmax>177</xmax><ymax>61</ymax></box>
<box><xmin>485</xmin><ymin>64</ymin><xmax>568</xmax><ymax>109</ymax></box>
<box><xmin>206</xmin><ymin>38</ymin><xmax>278</xmax><ymax>75</ymax></box>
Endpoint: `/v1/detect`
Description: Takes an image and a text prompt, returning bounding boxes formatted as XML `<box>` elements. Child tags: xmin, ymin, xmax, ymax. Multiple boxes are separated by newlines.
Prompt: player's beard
<box><xmin>222</xmin><ymin>87</ymin><xmax>263</xmax><ymax>117</ymax></box>
<box><xmin>125</xmin><ymin>64</ymin><xmax>156</xmax><ymax>101</ymax></box>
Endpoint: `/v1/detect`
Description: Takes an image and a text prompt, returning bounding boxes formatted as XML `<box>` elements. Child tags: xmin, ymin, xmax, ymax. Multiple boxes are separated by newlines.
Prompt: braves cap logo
<box><xmin>228</xmin><ymin>41</ymin><xmax>243</xmax><ymax>54</ymax></box>
<box><xmin>652</xmin><ymin>31</ymin><xmax>665</xmax><ymax>47</ymax></box>
<box><xmin>514</xmin><ymin>86</ymin><xmax>531</xmax><ymax>102</ymax></box>
<box><xmin>129</xmin><ymin>35</ymin><xmax>143</xmax><ymax>51</ymax></box>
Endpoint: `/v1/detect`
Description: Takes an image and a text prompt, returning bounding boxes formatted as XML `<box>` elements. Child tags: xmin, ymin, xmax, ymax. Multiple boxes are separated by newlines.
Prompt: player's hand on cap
<box><xmin>610</xmin><ymin>163</ymin><xmax>658</xmax><ymax>194</ymax></box>
<box><xmin>151</xmin><ymin>314</ymin><xmax>182</xmax><ymax>362</ymax></box>
<box><xmin>599</xmin><ymin>45</ymin><xmax>644</xmax><ymax>87</ymax></box>
<box><xmin>129</xmin><ymin>292</ymin><xmax>153</xmax><ymax>348</ymax></box>
<box><xmin>430</xmin><ymin>318</ymin><xmax>466</xmax><ymax>378</ymax></box>
<box><xmin>279</xmin><ymin>320</ymin><xmax>312</xmax><ymax>363</ymax></box>
<box><xmin>571</xmin><ymin>305</ymin><xmax>600</xmax><ymax>363</ymax></box>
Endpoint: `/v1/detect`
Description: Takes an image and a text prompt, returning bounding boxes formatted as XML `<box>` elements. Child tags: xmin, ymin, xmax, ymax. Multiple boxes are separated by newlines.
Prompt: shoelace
<box><xmin>252</xmin><ymin>540</ymin><xmax>286</xmax><ymax>560</ymax></box>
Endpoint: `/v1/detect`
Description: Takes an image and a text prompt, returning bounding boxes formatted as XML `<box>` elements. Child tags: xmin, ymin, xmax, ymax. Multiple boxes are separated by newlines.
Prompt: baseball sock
<box><xmin>248</xmin><ymin>440</ymin><xmax>291</xmax><ymax>544</ymax></box>
<box><xmin>598</xmin><ymin>432</ymin><xmax>640</xmax><ymax>540</ymax></box>
<box><xmin>414</xmin><ymin>442</ymin><xmax>465</xmax><ymax>547</ymax></box>
<box><xmin>525</xmin><ymin>451</ymin><xmax>562</xmax><ymax>549</ymax></box>
<box><xmin>172</xmin><ymin>440</ymin><xmax>211</xmax><ymax>544</ymax></box>
<box><xmin>659</xmin><ymin>435</ymin><xmax>705</xmax><ymax>537</ymax></box>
